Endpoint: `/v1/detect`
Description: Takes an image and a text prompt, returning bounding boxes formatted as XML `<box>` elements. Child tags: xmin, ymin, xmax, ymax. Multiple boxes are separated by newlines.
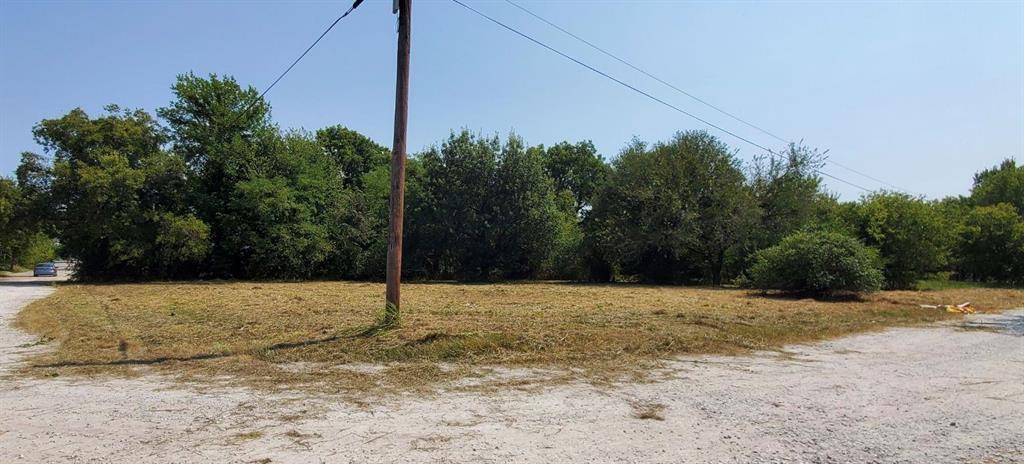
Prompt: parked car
<box><xmin>33</xmin><ymin>262</ymin><xmax>57</xmax><ymax>277</ymax></box>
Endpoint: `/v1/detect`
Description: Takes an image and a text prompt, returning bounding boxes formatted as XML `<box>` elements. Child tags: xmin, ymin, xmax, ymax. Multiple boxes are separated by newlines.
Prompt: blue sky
<box><xmin>1</xmin><ymin>0</ymin><xmax>1021</xmax><ymax>200</ymax></box>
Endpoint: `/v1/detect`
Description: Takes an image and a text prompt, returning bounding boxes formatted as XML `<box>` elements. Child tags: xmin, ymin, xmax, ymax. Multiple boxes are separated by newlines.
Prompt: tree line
<box><xmin>2</xmin><ymin>73</ymin><xmax>1022</xmax><ymax>288</ymax></box>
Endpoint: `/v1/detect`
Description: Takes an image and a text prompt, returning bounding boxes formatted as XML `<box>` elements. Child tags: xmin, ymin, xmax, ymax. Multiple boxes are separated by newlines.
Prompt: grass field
<box><xmin>15</xmin><ymin>281</ymin><xmax>1024</xmax><ymax>394</ymax></box>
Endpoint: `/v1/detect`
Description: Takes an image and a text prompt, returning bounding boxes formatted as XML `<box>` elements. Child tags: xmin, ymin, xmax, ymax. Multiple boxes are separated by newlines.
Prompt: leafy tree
<box><xmin>748</xmin><ymin>144</ymin><xmax>827</xmax><ymax>246</ymax></box>
<box><xmin>32</xmin><ymin>105</ymin><xmax>208</xmax><ymax>278</ymax></box>
<box><xmin>538</xmin><ymin>140</ymin><xmax>609</xmax><ymax>214</ymax></box>
<box><xmin>409</xmin><ymin>130</ymin><xmax>497</xmax><ymax>279</ymax></box>
<box><xmin>409</xmin><ymin>130</ymin><xmax>568</xmax><ymax>280</ymax></box>
<box><xmin>0</xmin><ymin>178</ymin><xmax>21</xmax><ymax>269</ymax></box>
<box><xmin>222</xmin><ymin>177</ymin><xmax>331</xmax><ymax>278</ymax></box>
<box><xmin>157</xmin><ymin>73</ymin><xmax>271</xmax><ymax>171</ymax></box>
<box><xmin>489</xmin><ymin>134</ymin><xmax>570</xmax><ymax>278</ymax></box>
<box><xmin>592</xmin><ymin>131</ymin><xmax>758</xmax><ymax>284</ymax></box>
<box><xmin>15</xmin><ymin>152</ymin><xmax>53</xmax><ymax>229</ymax></box>
<box><xmin>745</xmin><ymin>231</ymin><xmax>883</xmax><ymax>297</ymax></box>
<box><xmin>316</xmin><ymin>125</ymin><xmax>389</xmax><ymax>188</ymax></box>
<box><xmin>729</xmin><ymin>144</ymin><xmax>831</xmax><ymax>278</ymax></box>
<box><xmin>540</xmin><ymin>191</ymin><xmax>587</xmax><ymax>279</ymax></box>
<box><xmin>319</xmin><ymin>150</ymin><xmax>423</xmax><ymax>281</ymax></box>
<box><xmin>159</xmin><ymin>75</ymin><xmax>346</xmax><ymax>278</ymax></box>
<box><xmin>971</xmin><ymin>158</ymin><xmax>1023</xmax><ymax>215</ymax></box>
<box><xmin>851</xmin><ymin>192</ymin><xmax>952</xmax><ymax>289</ymax></box>
<box><xmin>955</xmin><ymin>203</ymin><xmax>1024</xmax><ymax>284</ymax></box>
<box><xmin>0</xmin><ymin>176</ymin><xmax>56</xmax><ymax>270</ymax></box>
<box><xmin>153</xmin><ymin>213</ymin><xmax>210</xmax><ymax>274</ymax></box>
<box><xmin>331</xmin><ymin>165</ymin><xmax>391</xmax><ymax>279</ymax></box>
<box><xmin>16</xmin><ymin>232</ymin><xmax>57</xmax><ymax>268</ymax></box>
<box><xmin>218</xmin><ymin>131</ymin><xmax>342</xmax><ymax>278</ymax></box>
<box><xmin>2</xmin><ymin>154</ymin><xmax>58</xmax><ymax>270</ymax></box>
<box><xmin>158</xmin><ymin>73</ymin><xmax>276</xmax><ymax>273</ymax></box>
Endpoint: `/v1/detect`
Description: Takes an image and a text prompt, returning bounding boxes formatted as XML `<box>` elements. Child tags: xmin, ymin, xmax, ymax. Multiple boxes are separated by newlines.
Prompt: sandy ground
<box><xmin>1</xmin><ymin>281</ymin><xmax>1022</xmax><ymax>463</ymax></box>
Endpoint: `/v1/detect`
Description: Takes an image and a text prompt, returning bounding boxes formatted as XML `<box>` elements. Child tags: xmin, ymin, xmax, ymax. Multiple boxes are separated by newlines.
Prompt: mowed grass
<box><xmin>15</xmin><ymin>281</ymin><xmax>1024</xmax><ymax>393</ymax></box>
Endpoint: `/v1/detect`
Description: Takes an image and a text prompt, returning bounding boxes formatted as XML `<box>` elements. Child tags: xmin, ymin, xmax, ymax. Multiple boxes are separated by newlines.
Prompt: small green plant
<box><xmin>377</xmin><ymin>302</ymin><xmax>401</xmax><ymax>330</ymax></box>
<box><xmin>355</xmin><ymin>301</ymin><xmax>401</xmax><ymax>337</ymax></box>
<box><xmin>744</xmin><ymin>231</ymin><xmax>883</xmax><ymax>297</ymax></box>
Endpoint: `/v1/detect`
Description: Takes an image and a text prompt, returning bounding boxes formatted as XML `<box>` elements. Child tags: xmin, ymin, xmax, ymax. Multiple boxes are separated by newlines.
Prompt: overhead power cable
<box><xmin>501</xmin><ymin>0</ymin><xmax>914</xmax><ymax>195</ymax></box>
<box><xmin>504</xmin><ymin>0</ymin><xmax>787</xmax><ymax>146</ymax></box>
<box><xmin>450</xmin><ymin>0</ymin><xmax>874</xmax><ymax>193</ymax></box>
<box><xmin>257</xmin><ymin>0</ymin><xmax>365</xmax><ymax>102</ymax></box>
<box><xmin>234</xmin><ymin>0</ymin><xmax>365</xmax><ymax>123</ymax></box>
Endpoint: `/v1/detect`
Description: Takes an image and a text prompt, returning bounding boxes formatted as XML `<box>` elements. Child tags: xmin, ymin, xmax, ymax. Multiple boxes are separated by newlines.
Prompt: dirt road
<box><xmin>1</xmin><ymin>282</ymin><xmax>1022</xmax><ymax>463</ymax></box>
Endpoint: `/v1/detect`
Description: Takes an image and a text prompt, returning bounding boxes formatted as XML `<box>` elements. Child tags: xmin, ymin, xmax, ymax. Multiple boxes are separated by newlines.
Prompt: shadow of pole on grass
<box><xmin>30</xmin><ymin>319</ymin><xmax>400</xmax><ymax>369</ymax></box>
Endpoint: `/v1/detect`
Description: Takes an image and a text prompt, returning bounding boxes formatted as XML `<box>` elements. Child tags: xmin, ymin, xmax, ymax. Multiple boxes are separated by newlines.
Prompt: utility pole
<box><xmin>384</xmin><ymin>0</ymin><xmax>411</xmax><ymax>326</ymax></box>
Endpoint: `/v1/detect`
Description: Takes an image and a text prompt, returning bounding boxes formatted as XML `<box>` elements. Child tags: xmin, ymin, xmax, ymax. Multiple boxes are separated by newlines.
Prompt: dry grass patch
<box><xmin>14</xmin><ymin>281</ymin><xmax>1024</xmax><ymax>394</ymax></box>
<box><xmin>631</xmin><ymin>401</ymin><xmax>667</xmax><ymax>421</ymax></box>
<box><xmin>230</xmin><ymin>430</ymin><xmax>264</xmax><ymax>443</ymax></box>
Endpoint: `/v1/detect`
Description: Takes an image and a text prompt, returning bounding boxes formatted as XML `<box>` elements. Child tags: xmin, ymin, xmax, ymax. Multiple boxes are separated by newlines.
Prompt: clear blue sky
<box><xmin>1</xmin><ymin>0</ymin><xmax>1021</xmax><ymax>200</ymax></box>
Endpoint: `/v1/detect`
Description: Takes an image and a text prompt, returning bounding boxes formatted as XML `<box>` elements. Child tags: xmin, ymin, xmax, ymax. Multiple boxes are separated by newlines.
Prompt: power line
<box><xmin>505</xmin><ymin>0</ymin><xmax>787</xmax><ymax>146</ymax></box>
<box><xmin>501</xmin><ymin>0</ymin><xmax>915</xmax><ymax>195</ymax></box>
<box><xmin>450</xmin><ymin>0</ymin><xmax>874</xmax><ymax>193</ymax></box>
<box><xmin>257</xmin><ymin>0</ymin><xmax>365</xmax><ymax>102</ymax></box>
<box><xmin>234</xmin><ymin>0</ymin><xmax>365</xmax><ymax>122</ymax></box>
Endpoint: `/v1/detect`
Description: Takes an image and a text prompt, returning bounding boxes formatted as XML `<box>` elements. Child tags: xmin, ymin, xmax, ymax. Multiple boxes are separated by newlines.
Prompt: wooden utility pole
<box><xmin>384</xmin><ymin>0</ymin><xmax>411</xmax><ymax>325</ymax></box>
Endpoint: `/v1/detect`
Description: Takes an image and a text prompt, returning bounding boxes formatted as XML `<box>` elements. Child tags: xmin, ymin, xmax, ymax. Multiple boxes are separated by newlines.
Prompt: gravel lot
<box><xmin>1</xmin><ymin>281</ymin><xmax>1022</xmax><ymax>463</ymax></box>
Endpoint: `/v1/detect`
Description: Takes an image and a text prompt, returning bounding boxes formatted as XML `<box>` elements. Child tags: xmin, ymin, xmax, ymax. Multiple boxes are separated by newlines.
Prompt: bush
<box><xmin>745</xmin><ymin>231</ymin><xmax>883</xmax><ymax>297</ymax></box>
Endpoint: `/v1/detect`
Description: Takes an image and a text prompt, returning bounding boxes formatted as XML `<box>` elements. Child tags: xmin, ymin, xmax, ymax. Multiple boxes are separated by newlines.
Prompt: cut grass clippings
<box><xmin>14</xmin><ymin>281</ymin><xmax>1024</xmax><ymax>395</ymax></box>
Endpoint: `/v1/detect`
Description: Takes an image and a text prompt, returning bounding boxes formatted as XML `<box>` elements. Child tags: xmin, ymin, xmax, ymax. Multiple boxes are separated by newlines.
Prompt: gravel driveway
<box><xmin>1</xmin><ymin>281</ymin><xmax>1022</xmax><ymax>463</ymax></box>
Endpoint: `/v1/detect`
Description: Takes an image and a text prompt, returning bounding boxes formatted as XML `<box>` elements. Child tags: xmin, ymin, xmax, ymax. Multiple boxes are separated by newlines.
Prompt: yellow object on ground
<box><xmin>919</xmin><ymin>302</ymin><xmax>976</xmax><ymax>313</ymax></box>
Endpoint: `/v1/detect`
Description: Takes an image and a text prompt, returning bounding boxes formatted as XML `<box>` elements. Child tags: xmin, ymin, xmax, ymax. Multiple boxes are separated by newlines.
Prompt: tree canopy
<box><xmin>6</xmin><ymin>73</ymin><xmax>1022</xmax><ymax>289</ymax></box>
<box><xmin>592</xmin><ymin>131</ymin><xmax>757</xmax><ymax>284</ymax></box>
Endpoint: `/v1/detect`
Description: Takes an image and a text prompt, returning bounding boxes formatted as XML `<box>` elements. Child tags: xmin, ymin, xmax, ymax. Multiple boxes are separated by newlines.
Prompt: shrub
<box><xmin>745</xmin><ymin>231</ymin><xmax>883</xmax><ymax>297</ymax></box>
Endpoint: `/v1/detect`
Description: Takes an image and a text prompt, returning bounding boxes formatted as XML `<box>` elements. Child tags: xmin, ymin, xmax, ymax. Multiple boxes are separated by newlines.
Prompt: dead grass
<box><xmin>631</xmin><ymin>401</ymin><xmax>667</xmax><ymax>421</ymax></box>
<box><xmin>14</xmin><ymin>281</ymin><xmax>1024</xmax><ymax>394</ymax></box>
<box><xmin>230</xmin><ymin>430</ymin><xmax>264</xmax><ymax>443</ymax></box>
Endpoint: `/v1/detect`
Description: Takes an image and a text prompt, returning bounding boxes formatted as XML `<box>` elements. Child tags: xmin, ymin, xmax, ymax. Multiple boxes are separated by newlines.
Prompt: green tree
<box><xmin>15</xmin><ymin>152</ymin><xmax>53</xmax><ymax>231</ymax></box>
<box><xmin>971</xmin><ymin>158</ymin><xmax>1023</xmax><ymax>215</ymax></box>
<box><xmin>222</xmin><ymin>177</ymin><xmax>331</xmax><ymax>278</ymax></box>
<box><xmin>2</xmin><ymin>153</ymin><xmax>59</xmax><ymax>270</ymax></box>
<box><xmin>15</xmin><ymin>232</ymin><xmax>57</xmax><ymax>268</ymax></box>
<box><xmin>0</xmin><ymin>178</ymin><xmax>21</xmax><ymax>269</ymax></box>
<box><xmin>159</xmin><ymin>75</ymin><xmax>345</xmax><ymax>278</ymax></box>
<box><xmin>538</xmin><ymin>140</ymin><xmax>609</xmax><ymax>214</ymax></box>
<box><xmin>410</xmin><ymin>130</ymin><xmax>568</xmax><ymax>280</ymax></box>
<box><xmin>158</xmin><ymin>73</ymin><xmax>276</xmax><ymax>274</ymax></box>
<box><xmin>852</xmin><ymin>192</ymin><xmax>952</xmax><ymax>289</ymax></box>
<box><xmin>316</xmin><ymin>125</ymin><xmax>389</xmax><ymax>188</ymax></box>
<box><xmin>219</xmin><ymin>131</ymin><xmax>341</xmax><ymax>278</ymax></box>
<box><xmin>730</xmin><ymin>144</ymin><xmax>831</xmax><ymax>278</ymax></box>
<box><xmin>31</xmin><ymin>105</ymin><xmax>209</xmax><ymax>278</ymax></box>
<box><xmin>412</xmin><ymin>131</ymin><xmax>498</xmax><ymax>279</ymax></box>
<box><xmin>490</xmin><ymin>134</ymin><xmax>570</xmax><ymax>278</ymax></box>
<box><xmin>330</xmin><ymin>164</ymin><xmax>392</xmax><ymax>279</ymax></box>
<box><xmin>749</xmin><ymin>144</ymin><xmax>827</xmax><ymax>245</ymax></box>
<box><xmin>955</xmin><ymin>203</ymin><xmax>1024</xmax><ymax>284</ymax></box>
<box><xmin>592</xmin><ymin>131</ymin><xmax>758</xmax><ymax>284</ymax></box>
